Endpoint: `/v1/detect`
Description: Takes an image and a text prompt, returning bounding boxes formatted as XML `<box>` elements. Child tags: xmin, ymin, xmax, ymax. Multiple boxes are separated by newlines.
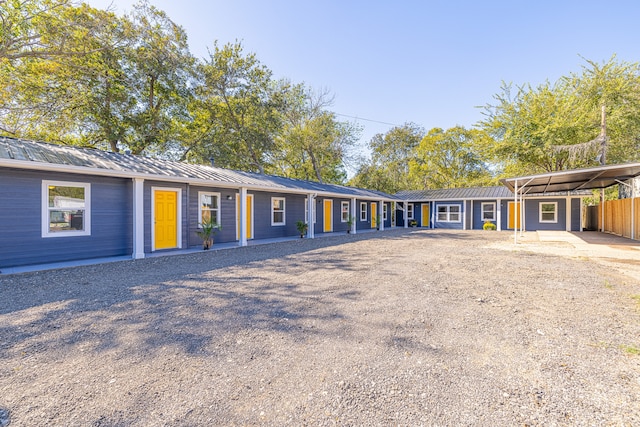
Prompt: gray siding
<box><xmin>252</xmin><ymin>191</ymin><xmax>305</xmax><ymax>239</ymax></box>
<box><xmin>524</xmin><ymin>198</ymin><xmax>566</xmax><ymax>231</ymax></box>
<box><xmin>0</xmin><ymin>168</ymin><xmax>132</xmax><ymax>268</ymax></box>
<box><xmin>433</xmin><ymin>201</ymin><xmax>464</xmax><ymax>230</ymax></box>
<box><xmin>187</xmin><ymin>186</ymin><xmax>239</xmax><ymax>246</ymax></box>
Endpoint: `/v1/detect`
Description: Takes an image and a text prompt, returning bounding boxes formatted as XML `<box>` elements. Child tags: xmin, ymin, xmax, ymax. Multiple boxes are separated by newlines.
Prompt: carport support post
<box><xmin>632</xmin><ymin>182</ymin><xmax>636</xmax><ymax>240</ymax></box>
<box><xmin>514</xmin><ymin>180</ymin><xmax>518</xmax><ymax>244</ymax></box>
<box><xmin>601</xmin><ymin>188</ymin><xmax>605</xmax><ymax>233</ymax></box>
<box><xmin>132</xmin><ymin>178</ymin><xmax>145</xmax><ymax>259</ymax></box>
<box><xmin>239</xmin><ymin>187</ymin><xmax>248</xmax><ymax>247</ymax></box>
<box><xmin>307</xmin><ymin>194</ymin><xmax>315</xmax><ymax>238</ymax></box>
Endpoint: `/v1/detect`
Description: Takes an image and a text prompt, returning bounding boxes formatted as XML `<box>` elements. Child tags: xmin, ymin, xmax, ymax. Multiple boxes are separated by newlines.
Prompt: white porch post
<box><xmin>379</xmin><ymin>200</ymin><xmax>384</xmax><ymax>231</ymax></box>
<box><xmin>496</xmin><ymin>199</ymin><xmax>502</xmax><ymax>231</ymax></box>
<box><xmin>404</xmin><ymin>201</ymin><xmax>409</xmax><ymax>228</ymax></box>
<box><xmin>565</xmin><ymin>193</ymin><xmax>571</xmax><ymax>232</ymax></box>
<box><xmin>463</xmin><ymin>201</ymin><xmax>467</xmax><ymax>230</ymax></box>
<box><xmin>132</xmin><ymin>178</ymin><xmax>145</xmax><ymax>259</ymax></box>
<box><xmin>239</xmin><ymin>187</ymin><xmax>248</xmax><ymax>247</ymax></box>
<box><xmin>470</xmin><ymin>200</ymin><xmax>474</xmax><ymax>230</ymax></box>
<box><xmin>632</xmin><ymin>182</ymin><xmax>636</xmax><ymax>240</ymax></box>
<box><xmin>351</xmin><ymin>198</ymin><xmax>357</xmax><ymax>234</ymax></box>
<box><xmin>307</xmin><ymin>194</ymin><xmax>315</xmax><ymax>238</ymax></box>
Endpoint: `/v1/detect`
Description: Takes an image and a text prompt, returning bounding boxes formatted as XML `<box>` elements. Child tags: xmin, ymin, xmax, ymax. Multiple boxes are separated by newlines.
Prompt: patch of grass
<box><xmin>620</xmin><ymin>344</ymin><xmax>640</xmax><ymax>355</ymax></box>
<box><xmin>631</xmin><ymin>294</ymin><xmax>640</xmax><ymax>303</ymax></box>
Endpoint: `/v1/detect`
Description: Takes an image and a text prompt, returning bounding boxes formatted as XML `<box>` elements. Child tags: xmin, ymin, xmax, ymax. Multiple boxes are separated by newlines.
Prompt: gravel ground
<box><xmin>1</xmin><ymin>229</ymin><xmax>639</xmax><ymax>426</ymax></box>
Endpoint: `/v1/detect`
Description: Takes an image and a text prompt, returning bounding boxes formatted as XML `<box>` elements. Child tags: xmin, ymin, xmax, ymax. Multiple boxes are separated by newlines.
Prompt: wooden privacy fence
<box><xmin>595</xmin><ymin>198</ymin><xmax>640</xmax><ymax>240</ymax></box>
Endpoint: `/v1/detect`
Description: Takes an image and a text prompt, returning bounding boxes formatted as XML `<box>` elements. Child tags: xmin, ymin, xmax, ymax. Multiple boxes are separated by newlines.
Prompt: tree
<box><xmin>191</xmin><ymin>41</ymin><xmax>282</xmax><ymax>173</ymax></box>
<box><xmin>481</xmin><ymin>56</ymin><xmax>640</xmax><ymax>175</ymax></box>
<box><xmin>348</xmin><ymin>123</ymin><xmax>423</xmax><ymax>193</ymax></box>
<box><xmin>409</xmin><ymin>127</ymin><xmax>493</xmax><ymax>189</ymax></box>
<box><xmin>273</xmin><ymin>83</ymin><xmax>359</xmax><ymax>183</ymax></box>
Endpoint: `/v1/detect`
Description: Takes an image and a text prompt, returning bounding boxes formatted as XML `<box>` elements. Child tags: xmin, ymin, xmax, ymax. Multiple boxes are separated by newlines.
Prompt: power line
<box><xmin>334</xmin><ymin>113</ymin><xmax>401</xmax><ymax>127</ymax></box>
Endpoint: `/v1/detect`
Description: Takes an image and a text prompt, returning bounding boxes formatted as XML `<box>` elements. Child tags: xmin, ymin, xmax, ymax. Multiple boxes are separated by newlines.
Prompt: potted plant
<box><xmin>346</xmin><ymin>215</ymin><xmax>355</xmax><ymax>234</ymax></box>
<box><xmin>196</xmin><ymin>218</ymin><xmax>221</xmax><ymax>250</ymax></box>
<box><xmin>483</xmin><ymin>221</ymin><xmax>497</xmax><ymax>231</ymax></box>
<box><xmin>296</xmin><ymin>220</ymin><xmax>308</xmax><ymax>238</ymax></box>
<box><xmin>408</xmin><ymin>219</ymin><xmax>417</xmax><ymax>227</ymax></box>
<box><xmin>375</xmin><ymin>214</ymin><xmax>382</xmax><ymax>230</ymax></box>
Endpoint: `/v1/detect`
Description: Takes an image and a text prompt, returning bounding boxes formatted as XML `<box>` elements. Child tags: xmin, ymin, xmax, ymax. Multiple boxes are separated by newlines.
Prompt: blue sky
<box><xmin>87</xmin><ymin>0</ymin><xmax>640</xmax><ymax>152</ymax></box>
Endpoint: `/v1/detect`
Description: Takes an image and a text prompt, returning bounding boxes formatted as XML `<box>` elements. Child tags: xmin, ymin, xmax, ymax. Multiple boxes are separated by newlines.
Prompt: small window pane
<box><xmin>273</xmin><ymin>211</ymin><xmax>284</xmax><ymax>224</ymax></box>
<box><xmin>49</xmin><ymin>185</ymin><xmax>85</xmax><ymax>208</ymax></box>
<box><xmin>49</xmin><ymin>210</ymin><xmax>84</xmax><ymax>232</ymax></box>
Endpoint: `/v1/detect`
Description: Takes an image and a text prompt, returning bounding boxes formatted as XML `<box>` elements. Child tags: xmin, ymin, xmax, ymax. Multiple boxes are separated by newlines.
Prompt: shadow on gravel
<box><xmin>0</xmin><ymin>230</ymin><xmax>442</xmax><ymax>359</ymax></box>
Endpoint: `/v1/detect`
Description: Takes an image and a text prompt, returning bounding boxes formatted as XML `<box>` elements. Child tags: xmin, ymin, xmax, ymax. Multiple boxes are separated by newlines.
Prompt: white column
<box><xmin>132</xmin><ymin>178</ymin><xmax>145</xmax><ymax>259</ymax></box>
<box><xmin>462</xmin><ymin>201</ymin><xmax>467</xmax><ymax>230</ymax></box>
<box><xmin>470</xmin><ymin>200</ymin><xmax>474</xmax><ymax>230</ymax></box>
<box><xmin>351</xmin><ymin>198</ymin><xmax>357</xmax><ymax>234</ymax></box>
<box><xmin>496</xmin><ymin>200</ymin><xmax>502</xmax><ymax>231</ymax></box>
<box><xmin>514</xmin><ymin>181</ymin><xmax>518</xmax><ymax>244</ymax></box>
<box><xmin>632</xmin><ymin>182</ymin><xmax>636</xmax><ymax>240</ymax></box>
<box><xmin>307</xmin><ymin>194</ymin><xmax>315</xmax><ymax>238</ymax></box>
<box><xmin>239</xmin><ymin>187</ymin><xmax>248</xmax><ymax>247</ymax></box>
<box><xmin>379</xmin><ymin>200</ymin><xmax>384</xmax><ymax>231</ymax></box>
<box><xmin>565</xmin><ymin>194</ymin><xmax>571</xmax><ymax>232</ymax></box>
<box><xmin>404</xmin><ymin>201</ymin><xmax>409</xmax><ymax>228</ymax></box>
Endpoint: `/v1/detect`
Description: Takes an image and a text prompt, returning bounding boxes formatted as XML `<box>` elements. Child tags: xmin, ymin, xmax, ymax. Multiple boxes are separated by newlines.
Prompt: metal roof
<box><xmin>0</xmin><ymin>137</ymin><xmax>398</xmax><ymax>200</ymax></box>
<box><xmin>500</xmin><ymin>162</ymin><xmax>640</xmax><ymax>194</ymax></box>
<box><xmin>395</xmin><ymin>186</ymin><xmax>513</xmax><ymax>201</ymax></box>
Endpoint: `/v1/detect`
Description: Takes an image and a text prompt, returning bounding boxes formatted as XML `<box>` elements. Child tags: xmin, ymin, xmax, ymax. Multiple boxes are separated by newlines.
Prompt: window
<box><xmin>437</xmin><ymin>204</ymin><xmax>461</xmax><ymax>222</ymax></box>
<box><xmin>383</xmin><ymin>203</ymin><xmax>388</xmax><ymax>221</ymax></box>
<box><xmin>407</xmin><ymin>203</ymin><xmax>414</xmax><ymax>220</ymax></box>
<box><xmin>272</xmin><ymin>197</ymin><xmax>286</xmax><ymax>225</ymax></box>
<box><xmin>42</xmin><ymin>180</ymin><xmax>91</xmax><ymax>237</ymax></box>
<box><xmin>481</xmin><ymin>202</ymin><xmax>496</xmax><ymax>221</ymax></box>
<box><xmin>198</xmin><ymin>192</ymin><xmax>220</xmax><ymax>227</ymax></box>
<box><xmin>539</xmin><ymin>202</ymin><xmax>557</xmax><ymax>223</ymax></box>
<box><xmin>360</xmin><ymin>202</ymin><xmax>367</xmax><ymax>221</ymax></box>
<box><xmin>304</xmin><ymin>198</ymin><xmax>317</xmax><ymax>224</ymax></box>
<box><xmin>341</xmin><ymin>201</ymin><xmax>350</xmax><ymax>222</ymax></box>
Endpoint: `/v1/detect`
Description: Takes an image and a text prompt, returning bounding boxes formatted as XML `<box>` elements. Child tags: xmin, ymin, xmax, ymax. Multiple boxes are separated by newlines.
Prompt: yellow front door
<box><xmin>421</xmin><ymin>204</ymin><xmax>430</xmax><ymax>227</ymax></box>
<box><xmin>371</xmin><ymin>202</ymin><xmax>377</xmax><ymax>228</ymax></box>
<box><xmin>323</xmin><ymin>200</ymin><xmax>332</xmax><ymax>232</ymax></box>
<box><xmin>508</xmin><ymin>201</ymin><xmax>521</xmax><ymax>229</ymax></box>
<box><xmin>154</xmin><ymin>190</ymin><xmax>178</xmax><ymax>249</ymax></box>
<box><xmin>236</xmin><ymin>194</ymin><xmax>253</xmax><ymax>240</ymax></box>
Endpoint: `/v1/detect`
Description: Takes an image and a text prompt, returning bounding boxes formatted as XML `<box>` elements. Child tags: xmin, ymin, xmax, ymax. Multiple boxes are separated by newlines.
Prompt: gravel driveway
<box><xmin>1</xmin><ymin>229</ymin><xmax>639</xmax><ymax>426</ymax></box>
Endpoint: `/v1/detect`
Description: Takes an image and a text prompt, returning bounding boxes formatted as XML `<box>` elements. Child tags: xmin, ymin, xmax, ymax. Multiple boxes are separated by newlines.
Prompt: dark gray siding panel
<box><xmin>571</xmin><ymin>198</ymin><xmax>581</xmax><ymax>231</ymax></box>
<box><xmin>433</xmin><ymin>201</ymin><xmax>464</xmax><ymax>230</ymax></box>
<box><xmin>252</xmin><ymin>192</ymin><xmax>305</xmax><ymax>239</ymax></box>
<box><xmin>187</xmin><ymin>186</ymin><xmax>238</xmax><ymax>246</ymax></box>
<box><xmin>0</xmin><ymin>168</ymin><xmax>132</xmax><ymax>268</ymax></box>
<box><xmin>524</xmin><ymin>198</ymin><xmax>566</xmax><ymax>231</ymax></box>
<box><xmin>473</xmin><ymin>200</ymin><xmax>499</xmax><ymax>230</ymax></box>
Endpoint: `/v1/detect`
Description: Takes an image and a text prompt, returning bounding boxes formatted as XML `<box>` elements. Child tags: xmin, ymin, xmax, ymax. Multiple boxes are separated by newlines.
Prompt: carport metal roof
<box><xmin>500</xmin><ymin>162</ymin><xmax>640</xmax><ymax>194</ymax></box>
<box><xmin>500</xmin><ymin>162</ymin><xmax>640</xmax><ymax>244</ymax></box>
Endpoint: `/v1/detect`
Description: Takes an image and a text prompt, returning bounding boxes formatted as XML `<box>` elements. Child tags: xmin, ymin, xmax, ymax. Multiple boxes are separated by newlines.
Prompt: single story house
<box><xmin>0</xmin><ymin>137</ymin><xmax>397</xmax><ymax>270</ymax></box>
<box><xmin>395</xmin><ymin>186</ymin><xmax>588</xmax><ymax>232</ymax></box>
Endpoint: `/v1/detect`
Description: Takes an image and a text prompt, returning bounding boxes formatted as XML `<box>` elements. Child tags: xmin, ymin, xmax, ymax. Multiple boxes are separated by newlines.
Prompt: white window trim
<box><xmin>383</xmin><ymin>203</ymin><xmax>388</xmax><ymax>221</ymax></box>
<box><xmin>481</xmin><ymin>202</ymin><xmax>496</xmax><ymax>221</ymax></box>
<box><xmin>436</xmin><ymin>204</ymin><xmax>462</xmax><ymax>223</ymax></box>
<box><xmin>341</xmin><ymin>201</ymin><xmax>350</xmax><ymax>222</ymax></box>
<box><xmin>197</xmin><ymin>191</ymin><xmax>221</xmax><ymax>228</ymax></box>
<box><xmin>271</xmin><ymin>197</ymin><xmax>286</xmax><ymax>226</ymax></box>
<box><xmin>42</xmin><ymin>180</ymin><xmax>91</xmax><ymax>238</ymax></box>
<box><xmin>539</xmin><ymin>202</ymin><xmax>558</xmax><ymax>223</ymax></box>
<box><xmin>304</xmin><ymin>197</ymin><xmax>317</xmax><ymax>224</ymax></box>
<box><xmin>360</xmin><ymin>202</ymin><xmax>367</xmax><ymax>221</ymax></box>
<box><xmin>407</xmin><ymin>203</ymin><xmax>414</xmax><ymax>220</ymax></box>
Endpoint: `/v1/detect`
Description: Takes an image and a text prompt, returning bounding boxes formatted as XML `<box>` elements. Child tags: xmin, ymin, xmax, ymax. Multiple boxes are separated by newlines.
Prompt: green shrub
<box><xmin>483</xmin><ymin>221</ymin><xmax>497</xmax><ymax>231</ymax></box>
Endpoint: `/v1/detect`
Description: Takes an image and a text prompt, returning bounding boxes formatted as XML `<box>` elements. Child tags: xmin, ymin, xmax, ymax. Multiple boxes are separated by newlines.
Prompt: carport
<box><xmin>500</xmin><ymin>162</ymin><xmax>640</xmax><ymax>243</ymax></box>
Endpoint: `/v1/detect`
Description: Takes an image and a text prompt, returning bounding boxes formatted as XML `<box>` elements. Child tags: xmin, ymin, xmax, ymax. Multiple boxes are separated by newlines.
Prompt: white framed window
<box><xmin>272</xmin><ymin>197</ymin><xmax>286</xmax><ymax>226</ymax></box>
<box><xmin>42</xmin><ymin>180</ymin><xmax>91</xmax><ymax>237</ymax></box>
<box><xmin>437</xmin><ymin>204</ymin><xmax>461</xmax><ymax>222</ymax></box>
<box><xmin>341</xmin><ymin>201</ymin><xmax>350</xmax><ymax>222</ymax></box>
<box><xmin>539</xmin><ymin>202</ymin><xmax>557</xmax><ymax>223</ymax></box>
<box><xmin>407</xmin><ymin>203</ymin><xmax>414</xmax><ymax>220</ymax></box>
<box><xmin>360</xmin><ymin>202</ymin><xmax>367</xmax><ymax>221</ymax></box>
<box><xmin>304</xmin><ymin>198</ymin><xmax>317</xmax><ymax>224</ymax></box>
<box><xmin>481</xmin><ymin>202</ymin><xmax>496</xmax><ymax>221</ymax></box>
<box><xmin>198</xmin><ymin>192</ymin><xmax>220</xmax><ymax>227</ymax></box>
<box><xmin>383</xmin><ymin>203</ymin><xmax>388</xmax><ymax>221</ymax></box>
